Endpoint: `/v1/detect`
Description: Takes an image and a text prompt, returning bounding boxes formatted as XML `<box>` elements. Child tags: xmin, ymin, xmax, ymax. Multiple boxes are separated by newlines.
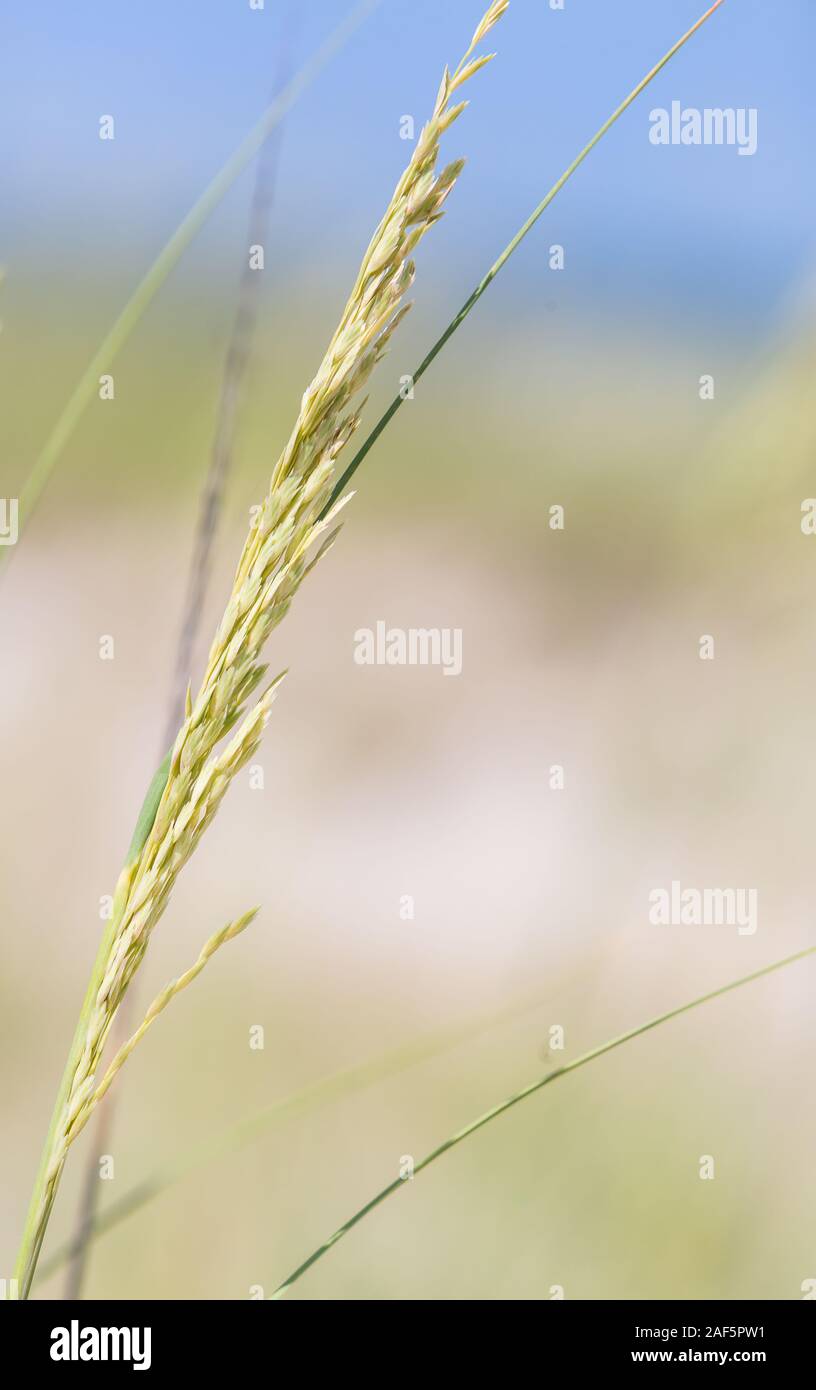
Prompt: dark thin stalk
<box><xmin>62</xmin><ymin>17</ymin><xmax>299</xmax><ymax>1301</ymax></box>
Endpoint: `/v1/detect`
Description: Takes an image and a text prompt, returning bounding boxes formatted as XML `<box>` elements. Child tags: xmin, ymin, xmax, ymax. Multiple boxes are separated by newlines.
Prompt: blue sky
<box><xmin>3</xmin><ymin>0</ymin><xmax>814</xmax><ymax>331</ymax></box>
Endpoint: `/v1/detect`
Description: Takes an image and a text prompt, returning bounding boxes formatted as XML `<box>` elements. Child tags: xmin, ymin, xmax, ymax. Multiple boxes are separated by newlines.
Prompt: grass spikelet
<box><xmin>468</xmin><ymin>0</ymin><xmax>510</xmax><ymax>56</ymax></box>
<box><xmin>80</xmin><ymin>910</ymin><xmax>259</xmax><ymax>1123</ymax></box>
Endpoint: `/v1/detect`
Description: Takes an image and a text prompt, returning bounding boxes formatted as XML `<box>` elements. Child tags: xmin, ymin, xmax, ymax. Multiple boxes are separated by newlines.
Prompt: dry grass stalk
<box><xmin>65</xmin><ymin>23</ymin><xmax>299</xmax><ymax>1299</ymax></box>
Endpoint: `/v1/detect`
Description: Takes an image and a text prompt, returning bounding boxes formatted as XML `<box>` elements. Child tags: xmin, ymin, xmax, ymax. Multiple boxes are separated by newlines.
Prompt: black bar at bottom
<box><xmin>6</xmin><ymin>1298</ymin><xmax>813</xmax><ymax>1374</ymax></box>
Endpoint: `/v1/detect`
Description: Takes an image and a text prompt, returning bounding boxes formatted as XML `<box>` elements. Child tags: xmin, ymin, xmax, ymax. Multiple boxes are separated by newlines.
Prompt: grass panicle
<box><xmin>12</xmin><ymin>0</ymin><xmax>508</xmax><ymax>1300</ymax></box>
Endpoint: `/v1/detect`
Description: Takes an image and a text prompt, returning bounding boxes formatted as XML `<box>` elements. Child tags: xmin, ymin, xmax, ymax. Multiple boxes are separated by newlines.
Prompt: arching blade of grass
<box><xmin>270</xmin><ymin>943</ymin><xmax>815</xmax><ymax>1300</ymax></box>
<box><xmin>34</xmin><ymin>985</ymin><xmax>556</xmax><ymax>1285</ymax></box>
<box><xmin>35</xmin><ymin>922</ymin><xmax>639</xmax><ymax>1284</ymax></box>
<box><xmin>324</xmin><ymin>0</ymin><xmax>726</xmax><ymax>514</ymax></box>
<box><xmin>0</xmin><ymin>0</ymin><xmax>382</xmax><ymax>580</ymax></box>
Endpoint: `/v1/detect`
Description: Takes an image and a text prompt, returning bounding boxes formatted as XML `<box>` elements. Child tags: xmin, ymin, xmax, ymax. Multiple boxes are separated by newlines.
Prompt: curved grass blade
<box><xmin>0</xmin><ymin>0</ymin><xmax>382</xmax><ymax>581</ymax></box>
<box><xmin>271</xmin><ymin>942</ymin><xmax>815</xmax><ymax>1299</ymax></box>
<box><xmin>36</xmin><ymin>920</ymin><xmax>641</xmax><ymax>1283</ymax></box>
<box><xmin>324</xmin><ymin>0</ymin><xmax>726</xmax><ymax>514</ymax></box>
<box><xmin>35</xmin><ymin>985</ymin><xmax>554</xmax><ymax>1285</ymax></box>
